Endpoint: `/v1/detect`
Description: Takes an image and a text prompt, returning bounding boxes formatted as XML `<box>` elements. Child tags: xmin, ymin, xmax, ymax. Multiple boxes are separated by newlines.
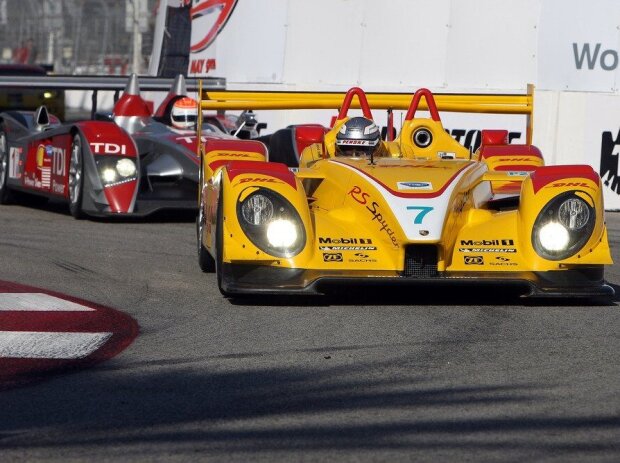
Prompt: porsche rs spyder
<box><xmin>195</xmin><ymin>85</ymin><xmax>613</xmax><ymax>299</ymax></box>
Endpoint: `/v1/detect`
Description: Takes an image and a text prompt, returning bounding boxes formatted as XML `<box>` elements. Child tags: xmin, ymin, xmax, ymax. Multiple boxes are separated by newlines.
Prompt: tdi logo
<box><xmin>600</xmin><ymin>128</ymin><xmax>620</xmax><ymax>193</ymax></box>
<box><xmin>323</xmin><ymin>253</ymin><xmax>343</xmax><ymax>262</ymax></box>
<box><xmin>464</xmin><ymin>256</ymin><xmax>484</xmax><ymax>265</ymax></box>
<box><xmin>90</xmin><ymin>143</ymin><xmax>127</xmax><ymax>155</ymax></box>
<box><xmin>573</xmin><ymin>43</ymin><xmax>618</xmax><ymax>71</ymax></box>
<box><xmin>51</xmin><ymin>147</ymin><xmax>66</xmax><ymax>176</ymax></box>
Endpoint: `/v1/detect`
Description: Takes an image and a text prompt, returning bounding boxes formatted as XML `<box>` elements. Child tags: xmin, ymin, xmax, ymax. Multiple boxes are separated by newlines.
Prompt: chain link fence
<box><xmin>0</xmin><ymin>0</ymin><xmax>156</xmax><ymax>75</ymax></box>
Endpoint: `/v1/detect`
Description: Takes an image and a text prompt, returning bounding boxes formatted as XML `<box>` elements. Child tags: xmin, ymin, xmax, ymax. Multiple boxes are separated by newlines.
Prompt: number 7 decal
<box><xmin>406</xmin><ymin>206</ymin><xmax>433</xmax><ymax>224</ymax></box>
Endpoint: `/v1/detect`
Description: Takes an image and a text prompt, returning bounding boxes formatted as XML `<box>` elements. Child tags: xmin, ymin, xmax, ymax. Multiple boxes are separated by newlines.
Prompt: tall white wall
<box><xmin>188</xmin><ymin>0</ymin><xmax>620</xmax><ymax>208</ymax></box>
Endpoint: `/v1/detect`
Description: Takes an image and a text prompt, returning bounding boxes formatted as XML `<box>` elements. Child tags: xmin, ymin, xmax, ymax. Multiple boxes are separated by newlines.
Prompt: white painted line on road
<box><xmin>0</xmin><ymin>293</ymin><xmax>95</xmax><ymax>311</ymax></box>
<box><xmin>0</xmin><ymin>331</ymin><xmax>113</xmax><ymax>359</ymax></box>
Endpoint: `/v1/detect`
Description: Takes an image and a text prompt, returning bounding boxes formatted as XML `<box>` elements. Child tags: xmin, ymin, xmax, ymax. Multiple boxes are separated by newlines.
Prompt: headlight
<box><xmin>267</xmin><ymin>219</ymin><xmax>298</xmax><ymax>248</ymax></box>
<box><xmin>558</xmin><ymin>197</ymin><xmax>590</xmax><ymax>230</ymax></box>
<box><xmin>538</xmin><ymin>222</ymin><xmax>570</xmax><ymax>251</ymax></box>
<box><xmin>96</xmin><ymin>156</ymin><xmax>138</xmax><ymax>187</ymax></box>
<box><xmin>532</xmin><ymin>192</ymin><xmax>595</xmax><ymax>260</ymax></box>
<box><xmin>101</xmin><ymin>168</ymin><xmax>117</xmax><ymax>184</ymax></box>
<box><xmin>241</xmin><ymin>193</ymin><xmax>274</xmax><ymax>225</ymax></box>
<box><xmin>237</xmin><ymin>188</ymin><xmax>305</xmax><ymax>257</ymax></box>
<box><xmin>116</xmin><ymin>158</ymin><xmax>137</xmax><ymax>178</ymax></box>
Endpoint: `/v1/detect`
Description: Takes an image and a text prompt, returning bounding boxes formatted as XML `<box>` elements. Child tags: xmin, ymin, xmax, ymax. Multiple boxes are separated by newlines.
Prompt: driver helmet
<box><xmin>335</xmin><ymin>116</ymin><xmax>381</xmax><ymax>157</ymax></box>
<box><xmin>171</xmin><ymin>97</ymin><xmax>198</xmax><ymax>129</ymax></box>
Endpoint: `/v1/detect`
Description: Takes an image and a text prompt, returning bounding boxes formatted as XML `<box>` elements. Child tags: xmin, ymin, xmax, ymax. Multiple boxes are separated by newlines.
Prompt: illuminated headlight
<box><xmin>267</xmin><ymin>219</ymin><xmax>298</xmax><ymax>248</ymax></box>
<box><xmin>237</xmin><ymin>188</ymin><xmax>305</xmax><ymax>257</ymax></box>
<box><xmin>538</xmin><ymin>222</ymin><xmax>570</xmax><ymax>251</ymax></box>
<box><xmin>116</xmin><ymin>158</ymin><xmax>137</xmax><ymax>178</ymax></box>
<box><xmin>532</xmin><ymin>192</ymin><xmax>595</xmax><ymax>260</ymax></box>
<box><xmin>96</xmin><ymin>156</ymin><xmax>138</xmax><ymax>187</ymax></box>
<box><xmin>43</xmin><ymin>91</ymin><xmax>54</xmax><ymax>99</ymax></box>
<box><xmin>102</xmin><ymin>168</ymin><xmax>117</xmax><ymax>184</ymax></box>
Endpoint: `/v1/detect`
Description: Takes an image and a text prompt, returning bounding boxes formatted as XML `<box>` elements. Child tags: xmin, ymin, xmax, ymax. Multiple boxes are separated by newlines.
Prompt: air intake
<box><xmin>404</xmin><ymin>245</ymin><xmax>438</xmax><ymax>277</ymax></box>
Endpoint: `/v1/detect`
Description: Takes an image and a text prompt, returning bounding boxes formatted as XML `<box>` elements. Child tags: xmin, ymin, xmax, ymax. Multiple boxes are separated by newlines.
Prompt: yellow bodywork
<box><xmin>196</xmin><ymin>84</ymin><xmax>612</xmax><ymax>295</ymax></box>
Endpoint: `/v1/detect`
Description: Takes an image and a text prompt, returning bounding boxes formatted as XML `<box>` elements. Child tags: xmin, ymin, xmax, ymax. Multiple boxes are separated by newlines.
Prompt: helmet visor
<box><xmin>172</xmin><ymin>114</ymin><xmax>197</xmax><ymax>124</ymax></box>
<box><xmin>335</xmin><ymin>139</ymin><xmax>379</xmax><ymax>157</ymax></box>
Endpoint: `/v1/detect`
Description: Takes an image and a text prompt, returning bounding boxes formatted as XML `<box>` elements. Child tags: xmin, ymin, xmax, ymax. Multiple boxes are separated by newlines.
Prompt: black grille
<box><xmin>403</xmin><ymin>245</ymin><xmax>438</xmax><ymax>277</ymax></box>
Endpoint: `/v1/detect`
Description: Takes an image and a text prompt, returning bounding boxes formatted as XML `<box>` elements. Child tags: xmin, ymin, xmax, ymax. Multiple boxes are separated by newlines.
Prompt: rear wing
<box><xmin>0</xmin><ymin>75</ymin><xmax>226</xmax><ymax>119</ymax></box>
<box><xmin>197</xmin><ymin>83</ymin><xmax>535</xmax><ymax>146</ymax></box>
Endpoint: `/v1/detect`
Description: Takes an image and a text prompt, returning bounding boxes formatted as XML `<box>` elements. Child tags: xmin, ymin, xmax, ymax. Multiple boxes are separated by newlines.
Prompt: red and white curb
<box><xmin>0</xmin><ymin>281</ymin><xmax>139</xmax><ymax>390</ymax></box>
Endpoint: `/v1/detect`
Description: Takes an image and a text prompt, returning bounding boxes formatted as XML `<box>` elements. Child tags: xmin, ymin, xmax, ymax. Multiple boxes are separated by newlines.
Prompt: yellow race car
<box><xmin>195</xmin><ymin>85</ymin><xmax>613</xmax><ymax>298</ymax></box>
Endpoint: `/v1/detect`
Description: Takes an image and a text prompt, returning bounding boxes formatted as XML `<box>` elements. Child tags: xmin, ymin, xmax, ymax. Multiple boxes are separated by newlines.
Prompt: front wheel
<box><xmin>197</xmin><ymin>198</ymin><xmax>215</xmax><ymax>272</ymax></box>
<box><xmin>68</xmin><ymin>134</ymin><xmax>85</xmax><ymax>219</ymax></box>
<box><xmin>0</xmin><ymin>131</ymin><xmax>14</xmax><ymax>204</ymax></box>
<box><xmin>215</xmin><ymin>192</ymin><xmax>231</xmax><ymax>297</ymax></box>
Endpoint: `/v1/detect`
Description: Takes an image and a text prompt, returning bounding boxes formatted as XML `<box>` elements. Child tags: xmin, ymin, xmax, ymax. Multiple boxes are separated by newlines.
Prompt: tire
<box><xmin>197</xmin><ymin>195</ymin><xmax>216</xmax><ymax>272</ymax></box>
<box><xmin>68</xmin><ymin>134</ymin><xmax>85</xmax><ymax>219</ymax></box>
<box><xmin>215</xmin><ymin>192</ymin><xmax>231</xmax><ymax>297</ymax></box>
<box><xmin>0</xmin><ymin>131</ymin><xmax>14</xmax><ymax>204</ymax></box>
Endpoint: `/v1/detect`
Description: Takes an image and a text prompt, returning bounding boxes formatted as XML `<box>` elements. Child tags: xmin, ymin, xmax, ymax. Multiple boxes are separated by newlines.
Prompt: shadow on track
<box><xmin>0</xmin><ymin>359</ymin><xmax>618</xmax><ymax>458</ymax></box>
<box><xmin>4</xmin><ymin>197</ymin><xmax>197</xmax><ymax>223</ymax></box>
<box><xmin>227</xmin><ymin>283</ymin><xmax>616</xmax><ymax>308</ymax></box>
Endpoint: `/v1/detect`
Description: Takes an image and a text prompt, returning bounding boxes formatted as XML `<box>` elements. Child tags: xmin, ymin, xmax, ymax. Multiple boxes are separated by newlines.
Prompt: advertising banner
<box><xmin>534</xmin><ymin>91</ymin><xmax>620</xmax><ymax>209</ymax></box>
<box><xmin>147</xmin><ymin>0</ymin><xmax>620</xmax><ymax>209</ymax></box>
<box><xmin>537</xmin><ymin>0</ymin><xmax>620</xmax><ymax>93</ymax></box>
<box><xmin>187</xmin><ymin>0</ymin><xmax>238</xmax><ymax>76</ymax></box>
<box><xmin>587</xmin><ymin>95</ymin><xmax>620</xmax><ymax>209</ymax></box>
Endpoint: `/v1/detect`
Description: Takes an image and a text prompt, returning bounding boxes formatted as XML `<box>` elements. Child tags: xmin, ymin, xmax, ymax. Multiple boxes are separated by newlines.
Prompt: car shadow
<box><xmin>228</xmin><ymin>284</ymin><xmax>616</xmax><ymax>307</ymax></box>
<box><xmin>6</xmin><ymin>197</ymin><xmax>197</xmax><ymax>224</ymax></box>
<box><xmin>0</xmin><ymin>357</ymin><xmax>618</xmax><ymax>459</ymax></box>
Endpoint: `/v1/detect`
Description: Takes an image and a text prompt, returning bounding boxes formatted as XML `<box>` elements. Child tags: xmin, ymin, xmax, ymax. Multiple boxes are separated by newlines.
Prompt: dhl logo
<box><xmin>214</xmin><ymin>153</ymin><xmax>253</xmax><ymax>158</ymax></box>
<box><xmin>547</xmin><ymin>182</ymin><xmax>594</xmax><ymax>189</ymax></box>
<box><xmin>238</xmin><ymin>177</ymin><xmax>281</xmax><ymax>184</ymax></box>
<box><xmin>498</xmin><ymin>157</ymin><xmax>536</xmax><ymax>162</ymax></box>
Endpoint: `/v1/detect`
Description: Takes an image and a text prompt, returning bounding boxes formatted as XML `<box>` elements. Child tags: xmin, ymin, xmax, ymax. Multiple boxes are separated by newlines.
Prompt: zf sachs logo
<box><xmin>190</xmin><ymin>0</ymin><xmax>238</xmax><ymax>53</ymax></box>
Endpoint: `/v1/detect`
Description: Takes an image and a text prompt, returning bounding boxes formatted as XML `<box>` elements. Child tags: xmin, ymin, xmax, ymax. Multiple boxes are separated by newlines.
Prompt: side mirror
<box><xmin>381</xmin><ymin>126</ymin><xmax>397</xmax><ymax>141</ymax></box>
<box><xmin>257</xmin><ymin>122</ymin><xmax>267</xmax><ymax>134</ymax></box>
<box><xmin>94</xmin><ymin>111</ymin><xmax>114</xmax><ymax>122</ymax></box>
<box><xmin>236</xmin><ymin>110</ymin><xmax>258</xmax><ymax>128</ymax></box>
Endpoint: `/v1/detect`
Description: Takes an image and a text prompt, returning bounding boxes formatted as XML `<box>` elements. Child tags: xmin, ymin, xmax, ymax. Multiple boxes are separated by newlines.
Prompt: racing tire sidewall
<box><xmin>0</xmin><ymin>131</ymin><xmax>14</xmax><ymax>204</ymax></box>
<box><xmin>197</xmin><ymin>199</ymin><xmax>216</xmax><ymax>273</ymax></box>
<box><xmin>215</xmin><ymin>191</ymin><xmax>231</xmax><ymax>297</ymax></box>
<box><xmin>69</xmin><ymin>134</ymin><xmax>85</xmax><ymax>219</ymax></box>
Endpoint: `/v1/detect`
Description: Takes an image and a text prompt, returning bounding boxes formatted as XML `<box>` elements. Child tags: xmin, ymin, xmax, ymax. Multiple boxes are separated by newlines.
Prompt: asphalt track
<box><xmin>0</xmin><ymin>198</ymin><xmax>618</xmax><ymax>462</ymax></box>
